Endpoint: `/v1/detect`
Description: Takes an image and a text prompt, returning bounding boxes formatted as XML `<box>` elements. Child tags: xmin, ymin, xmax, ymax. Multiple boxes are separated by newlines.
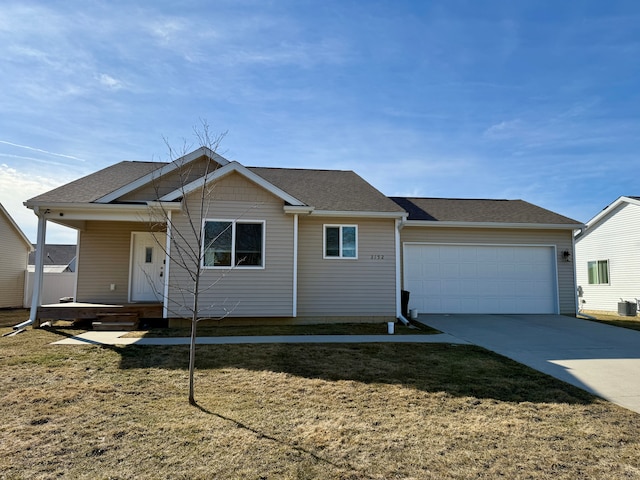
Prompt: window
<box><xmin>203</xmin><ymin>220</ymin><xmax>264</xmax><ymax>268</ymax></box>
<box><xmin>324</xmin><ymin>225</ymin><xmax>357</xmax><ymax>259</ymax></box>
<box><xmin>587</xmin><ymin>260</ymin><xmax>609</xmax><ymax>285</ymax></box>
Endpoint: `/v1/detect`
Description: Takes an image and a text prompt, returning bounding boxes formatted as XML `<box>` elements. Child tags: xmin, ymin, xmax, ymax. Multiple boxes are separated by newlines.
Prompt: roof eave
<box><xmin>404</xmin><ymin>220</ymin><xmax>584</xmax><ymax>230</ymax></box>
<box><xmin>310</xmin><ymin>210</ymin><xmax>407</xmax><ymax>219</ymax></box>
<box><xmin>0</xmin><ymin>203</ymin><xmax>33</xmax><ymax>249</ymax></box>
<box><xmin>582</xmin><ymin>196</ymin><xmax>640</xmax><ymax>231</ymax></box>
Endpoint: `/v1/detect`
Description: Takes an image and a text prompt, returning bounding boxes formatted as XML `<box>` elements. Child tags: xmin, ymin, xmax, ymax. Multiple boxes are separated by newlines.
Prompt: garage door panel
<box><xmin>404</xmin><ymin>244</ymin><xmax>557</xmax><ymax>314</ymax></box>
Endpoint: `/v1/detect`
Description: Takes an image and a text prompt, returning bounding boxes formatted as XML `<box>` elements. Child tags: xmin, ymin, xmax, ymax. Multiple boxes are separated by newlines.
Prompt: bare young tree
<box><xmin>144</xmin><ymin>121</ymin><xmax>243</xmax><ymax>405</ymax></box>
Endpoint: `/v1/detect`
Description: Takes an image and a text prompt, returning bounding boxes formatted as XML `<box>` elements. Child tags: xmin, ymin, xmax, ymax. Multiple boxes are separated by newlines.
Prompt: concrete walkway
<box><xmin>417</xmin><ymin>314</ymin><xmax>640</xmax><ymax>414</ymax></box>
<box><xmin>52</xmin><ymin>331</ymin><xmax>469</xmax><ymax>346</ymax></box>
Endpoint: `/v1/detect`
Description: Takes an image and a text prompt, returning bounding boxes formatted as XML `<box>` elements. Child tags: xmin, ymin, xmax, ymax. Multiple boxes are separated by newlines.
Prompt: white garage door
<box><xmin>404</xmin><ymin>244</ymin><xmax>558</xmax><ymax>314</ymax></box>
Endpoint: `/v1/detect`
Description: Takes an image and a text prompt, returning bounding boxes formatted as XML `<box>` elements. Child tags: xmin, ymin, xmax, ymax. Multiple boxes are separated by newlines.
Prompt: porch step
<box><xmin>92</xmin><ymin>312</ymin><xmax>139</xmax><ymax>331</ymax></box>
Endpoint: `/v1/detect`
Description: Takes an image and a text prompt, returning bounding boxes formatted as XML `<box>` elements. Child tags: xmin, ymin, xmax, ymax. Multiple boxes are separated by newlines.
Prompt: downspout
<box><xmin>292</xmin><ymin>213</ymin><xmax>298</xmax><ymax>317</ymax></box>
<box><xmin>28</xmin><ymin>209</ymin><xmax>48</xmax><ymax>328</ymax></box>
<box><xmin>395</xmin><ymin>217</ymin><xmax>410</xmax><ymax>325</ymax></box>
<box><xmin>572</xmin><ymin>229</ymin><xmax>579</xmax><ymax>317</ymax></box>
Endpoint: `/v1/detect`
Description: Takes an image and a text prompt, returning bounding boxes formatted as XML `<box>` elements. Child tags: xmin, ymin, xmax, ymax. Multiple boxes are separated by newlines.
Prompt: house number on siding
<box><xmin>370</xmin><ymin>255</ymin><xmax>384</xmax><ymax>260</ymax></box>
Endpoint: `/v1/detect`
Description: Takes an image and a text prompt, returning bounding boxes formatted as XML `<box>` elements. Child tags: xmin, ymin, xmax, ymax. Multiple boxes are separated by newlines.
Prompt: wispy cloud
<box><xmin>0</xmin><ymin>141</ymin><xmax>85</xmax><ymax>162</ymax></box>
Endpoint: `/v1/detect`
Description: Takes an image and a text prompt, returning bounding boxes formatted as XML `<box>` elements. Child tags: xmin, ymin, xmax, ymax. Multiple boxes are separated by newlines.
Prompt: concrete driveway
<box><xmin>417</xmin><ymin>314</ymin><xmax>640</xmax><ymax>415</ymax></box>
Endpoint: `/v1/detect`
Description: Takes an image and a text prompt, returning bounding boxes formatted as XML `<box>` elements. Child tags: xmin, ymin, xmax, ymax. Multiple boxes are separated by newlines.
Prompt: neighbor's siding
<box><xmin>575</xmin><ymin>202</ymin><xmax>640</xmax><ymax>313</ymax></box>
<box><xmin>0</xmin><ymin>212</ymin><xmax>29</xmax><ymax>308</ymax></box>
<box><xmin>76</xmin><ymin>221</ymin><xmax>151</xmax><ymax>303</ymax></box>
<box><xmin>167</xmin><ymin>172</ymin><xmax>294</xmax><ymax>318</ymax></box>
<box><xmin>400</xmin><ymin>227</ymin><xmax>577</xmax><ymax>315</ymax></box>
<box><xmin>296</xmin><ymin>216</ymin><xmax>397</xmax><ymax>319</ymax></box>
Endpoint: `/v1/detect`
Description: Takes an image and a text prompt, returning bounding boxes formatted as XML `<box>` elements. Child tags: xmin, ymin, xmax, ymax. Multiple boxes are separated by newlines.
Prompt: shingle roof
<box><xmin>390</xmin><ymin>197</ymin><xmax>581</xmax><ymax>225</ymax></box>
<box><xmin>248</xmin><ymin>167</ymin><xmax>405</xmax><ymax>212</ymax></box>
<box><xmin>28</xmin><ymin>244</ymin><xmax>76</xmax><ymax>266</ymax></box>
<box><xmin>27</xmin><ymin>161</ymin><xmax>165</xmax><ymax>204</ymax></box>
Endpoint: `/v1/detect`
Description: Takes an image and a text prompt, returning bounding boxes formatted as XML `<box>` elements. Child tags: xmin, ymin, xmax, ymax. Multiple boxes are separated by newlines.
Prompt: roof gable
<box><xmin>581</xmin><ymin>196</ymin><xmax>640</xmax><ymax>231</ymax></box>
<box><xmin>95</xmin><ymin>147</ymin><xmax>227</xmax><ymax>204</ymax></box>
<box><xmin>391</xmin><ymin>197</ymin><xmax>581</xmax><ymax>226</ymax></box>
<box><xmin>0</xmin><ymin>202</ymin><xmax>32</xmax><ymax>249</ymax></box>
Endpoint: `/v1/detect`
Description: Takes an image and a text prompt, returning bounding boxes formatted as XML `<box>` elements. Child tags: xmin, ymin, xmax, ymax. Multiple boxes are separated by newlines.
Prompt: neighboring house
<box><xmin>575</xmin><ymin>196</ymin><xmax>640</xmax><ymax>314</ymax></box>
<box><xmin>24</xmin><ymin>147</ymin><xmax>582</xmax><ymax>325</ymax></box>
<box><xmin>28</xmin><ymin>244</ymin><xmax>77</xmax><ymax>273</ymax></box>
<box><xmin>24</xmin><ymin>244</ymin><xmax>77</xmax><ymax>307</ymax></box>
<box><xmin>0</xmin><ymin>202</ymin><xmax>32</xmax><ymax>308</ymax></box>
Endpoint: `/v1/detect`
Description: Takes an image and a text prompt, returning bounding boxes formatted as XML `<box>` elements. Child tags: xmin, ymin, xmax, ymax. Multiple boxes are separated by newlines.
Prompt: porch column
<box><xmin>29</xmin><ymin>211</ymin><xmax>47</xmax><ymax>327</ymax></box>
<box><xmin>292</xmin><ymin>214</ymin><xmax>298</xmax><ymax>317</ymax></box>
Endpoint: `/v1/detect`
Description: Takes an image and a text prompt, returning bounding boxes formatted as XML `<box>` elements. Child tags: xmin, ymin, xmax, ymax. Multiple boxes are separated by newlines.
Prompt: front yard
<box><xmin>1</xmin><ymin>312</ymin><xmax>640</xmax><ymax>479</ymax></box>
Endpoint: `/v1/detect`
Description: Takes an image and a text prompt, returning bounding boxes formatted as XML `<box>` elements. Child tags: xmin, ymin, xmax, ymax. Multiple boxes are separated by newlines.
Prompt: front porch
<box><xmin>36</xmin><ymin>302</ymin><xmax>163</xmax><ymax>330</ymax></box>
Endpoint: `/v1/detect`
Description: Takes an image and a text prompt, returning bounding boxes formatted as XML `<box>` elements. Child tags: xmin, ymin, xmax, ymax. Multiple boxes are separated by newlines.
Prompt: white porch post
<box><xmin>29</xmin><ymin>211</ymin><xmax>47</xmax><ymax>326</ymax></box>
<box><xmin>292</xmin><ymin>214</ymin><xmax>298</xmax><ymax>317</ymax></box>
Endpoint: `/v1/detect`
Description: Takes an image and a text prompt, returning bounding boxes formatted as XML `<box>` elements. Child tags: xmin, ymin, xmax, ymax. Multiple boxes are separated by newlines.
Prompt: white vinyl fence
<box><xmin>23</xmin><ymin>271</ymin><xmax>76</xmax><ymax>307</ymax></box>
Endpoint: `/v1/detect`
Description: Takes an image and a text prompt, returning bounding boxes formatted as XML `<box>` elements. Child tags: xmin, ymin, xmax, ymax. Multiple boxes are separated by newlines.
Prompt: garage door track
<box><xmin>418</xmin><ymin>314</ymin><xmax>640</xmax><ymax>414</ymax></box>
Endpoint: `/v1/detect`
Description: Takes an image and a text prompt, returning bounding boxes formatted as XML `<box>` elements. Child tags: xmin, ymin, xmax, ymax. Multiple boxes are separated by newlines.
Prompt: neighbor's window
<box><xmin>203</xmin><ymin>220</ymin><xmax>264</xmax><ymax>268</ymax></box>
<box><xmin>587</xmin><ymin>260</ymin><xmax>609</xmax><ymax>285</ymax></box>
<box><xmin>324</xmin><ymin>225</ymin><xmax>357</xmax><ymax>259</ymax></box>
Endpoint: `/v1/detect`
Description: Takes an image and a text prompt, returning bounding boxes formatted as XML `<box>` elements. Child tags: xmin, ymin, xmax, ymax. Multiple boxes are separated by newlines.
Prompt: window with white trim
<box><xmin>324</xmin><ymin>225</ymin><xmax>357</xmax><ymax>259</ymax></box>
<box><xmin>587</xmin><ymin>260</ymin><xmax>609</xmax><ymax>285</ymax></box>
<box><xmin>203</xmin><ymin>220</ymin><xmax>264</xmax><ymax>268</ymax></box>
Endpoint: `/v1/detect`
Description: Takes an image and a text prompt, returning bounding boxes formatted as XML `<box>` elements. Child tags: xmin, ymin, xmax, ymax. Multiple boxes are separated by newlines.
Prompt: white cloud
<box><xmin>98</xmin><ymin>73</ymin><xmax>124</xmax><ymax>90</ymax></box>
<box><xmin>0</xmin><ymin>165</ymin><xmax>77</xmax><ymax>244</ymax></box>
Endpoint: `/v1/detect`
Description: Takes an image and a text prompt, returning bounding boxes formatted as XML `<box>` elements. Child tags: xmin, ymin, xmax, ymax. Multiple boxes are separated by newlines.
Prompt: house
<box><xmin>28</xmin><ymin>244</ymin><xmax>77</xmax><ymax>273</ymax></box>
<box><xmin>24</xmin><ymin>147</ymin><xmax>582</xmax><ymax>326</ymax></box>
<box><xmin>575</xmin><ymin>196</ymin><xmax>640</xmax><ymax>315</ymax></box>
<box><xmin>24</xmin><ymin>244</ymin><xmax>77</xmax><ymax>308</ymax></box>
<box><xmin>0</xmin><ymin>202</ymin><xmax>33</xmax><ymax>308</ymax></box>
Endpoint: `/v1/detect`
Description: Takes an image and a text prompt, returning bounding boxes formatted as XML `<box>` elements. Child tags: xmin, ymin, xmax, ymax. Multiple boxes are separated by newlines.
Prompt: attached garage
<box><xmin>389</xmin><ymin>197</ymin><xmax>583</xmax><ymax>317</ymax></box>
<box><xmin>403</xmin><ymin>243</ymin><xmax>558</xmax><ymax>314</ymax></box>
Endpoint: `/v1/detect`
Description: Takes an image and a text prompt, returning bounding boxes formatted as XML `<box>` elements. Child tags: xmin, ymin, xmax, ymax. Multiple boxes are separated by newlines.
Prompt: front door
<box><xmin>130</xmin><ymin>232</ymin><xmax>166</xmax><ymax>302</ymax></box>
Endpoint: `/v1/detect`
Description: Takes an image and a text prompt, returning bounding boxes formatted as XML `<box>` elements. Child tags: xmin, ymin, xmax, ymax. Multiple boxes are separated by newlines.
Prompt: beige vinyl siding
<box><xmin>297</xmin><ymin>216</ymin><xmax>397</xmax><ymax>318</ymax></box>
<box><xmin>400</xmin><ymin>227</ymin><xmax>577</xmax><ymax>315</ymax></box>
<box><xmin>76</xmin><ymin>221</ymin><xmax>152</xmax><ymax>303</ymax></box>
<box><xmin>576</xmin><ymin>202</ymin><xmax>640</xmax><ymax>313</ymax></box>
<box><xmin>167</xmin><ymin>172</ymin><xmax>294</xmax><ymax>318</ymax></box>
<box><xmin>0</xmin><ymin>214</ymin><xmax>29</xmax><ymax>308</ymax></box>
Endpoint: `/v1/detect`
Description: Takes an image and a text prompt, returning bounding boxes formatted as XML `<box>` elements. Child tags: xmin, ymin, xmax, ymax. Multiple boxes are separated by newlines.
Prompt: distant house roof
<box><xmin>29</xmin><ymin>244</ymin><xmax>77</xmax><ymax>267</ymax></box>
<box><xmin>390</xmin><ymin>197</ymin><xmax>581</xmax><ymax>226</ymax></box>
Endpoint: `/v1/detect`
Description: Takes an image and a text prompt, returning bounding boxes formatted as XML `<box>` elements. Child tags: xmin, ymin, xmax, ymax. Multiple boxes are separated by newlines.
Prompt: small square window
<box><xmin>587</xmin><ymin>260</ymin><xmax>609</xmax><ymax>285</ymax></box>
<box><xmin>324</xmin><ymin>225</ymin><xmax>358</xmax><ymax>259</ymax></box>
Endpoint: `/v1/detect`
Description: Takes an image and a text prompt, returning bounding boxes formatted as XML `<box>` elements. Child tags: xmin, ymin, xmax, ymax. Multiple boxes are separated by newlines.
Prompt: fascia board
<box><xmin>160</xmin><ymin>161</ymin><xmax>306</xmax><ymax>206</ymax></box>
<box><xmin>25</xmin><ymin>203</ymin><xmax>168</xmax><ymax>222</ymax></box>
<box><xmin>404</xmin><ymin>220</ymin><xmax>584</xmax><ymax>230</ymax></box>
<box><xmin>0</xmin><ymin>202</ymin><xmax>33</xmax><ymax>249</ymax></box>
<box><xmin>94</xmin><ymin>147</ymin><xmax>230</xmax><ymax>204</ymax></box>
<box><xmin>309</xmin><ymin>210</ymin><xmax>407</xmax><ymax>219</ymax></box>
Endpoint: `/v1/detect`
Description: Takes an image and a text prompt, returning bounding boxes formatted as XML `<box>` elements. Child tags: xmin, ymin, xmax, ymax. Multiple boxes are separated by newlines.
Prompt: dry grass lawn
<box><xmin>580</xmin><ymin>310</ymin><xmax>640</xmax><ymax>332</ymax></box>
<box><xmin>2</xmin><ymin>309</ymin><xmax>640</xmax><ymax>479</ymax></box>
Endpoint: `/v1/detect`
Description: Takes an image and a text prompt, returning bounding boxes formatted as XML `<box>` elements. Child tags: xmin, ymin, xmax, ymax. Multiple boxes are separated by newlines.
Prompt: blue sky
<box><xmin>1</xmin><ymin>0</ymin><xmax>639</xmax><ymax>243</ymax></box>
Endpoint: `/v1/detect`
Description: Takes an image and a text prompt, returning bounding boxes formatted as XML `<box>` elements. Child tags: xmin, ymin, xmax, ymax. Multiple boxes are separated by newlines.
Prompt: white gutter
<box><xmin>404</xmin><ymin>220</ymin><xmax>585</xmax><ymax>230</ymax></box>
<box><xmin>309</xmin><ymin>210</ymin><xmax>406</xmax><ymax>219</ymax></box>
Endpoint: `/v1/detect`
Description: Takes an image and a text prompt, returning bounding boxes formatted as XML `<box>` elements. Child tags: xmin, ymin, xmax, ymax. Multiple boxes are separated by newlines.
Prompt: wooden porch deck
<box><xmin>36</xmin><ymin>302</ymin><xmax>163</xmax><ymax>329</ymax></box>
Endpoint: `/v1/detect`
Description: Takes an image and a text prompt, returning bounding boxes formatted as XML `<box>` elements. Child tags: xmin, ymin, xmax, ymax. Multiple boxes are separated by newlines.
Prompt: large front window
<box><xmin>324</xmin><ymin>225</ymin><xmax>357</xmax><ymax>259</ymax></box>
<box><xmin>203</xmin><ymin>220</ymin><xmax>264</xmax><ymax>268</ymax></box>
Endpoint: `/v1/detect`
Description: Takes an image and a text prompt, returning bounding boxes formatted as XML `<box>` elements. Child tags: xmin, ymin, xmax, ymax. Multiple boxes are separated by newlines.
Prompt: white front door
<box><xmin>130</xmin><ymin>232</ymin><xmax>166</xmax><ymax>302</ymax></box>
